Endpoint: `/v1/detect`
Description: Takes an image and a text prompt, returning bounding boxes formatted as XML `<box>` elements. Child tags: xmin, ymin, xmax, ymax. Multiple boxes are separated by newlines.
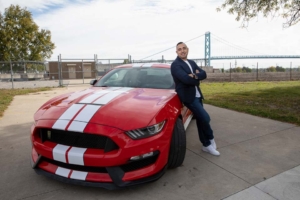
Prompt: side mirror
<box><xmin>90</xmin><ymin>79</ymin><xmax>97</xmax><ymax>85</ymax></box>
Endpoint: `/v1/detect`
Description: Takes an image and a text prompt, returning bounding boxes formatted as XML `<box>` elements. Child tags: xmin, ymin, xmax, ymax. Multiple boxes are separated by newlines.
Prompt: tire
<box><xmin>168</xmin><ymin>118</ymin><xmax>186</xmax><ymax>169</ymax></box>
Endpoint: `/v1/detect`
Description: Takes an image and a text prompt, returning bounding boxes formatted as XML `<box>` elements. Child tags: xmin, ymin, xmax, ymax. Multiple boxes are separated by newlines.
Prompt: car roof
<box><xmin>114</xmin><ymin>63</ymin><xmax>171</xmax><ymax>69</ymax></box>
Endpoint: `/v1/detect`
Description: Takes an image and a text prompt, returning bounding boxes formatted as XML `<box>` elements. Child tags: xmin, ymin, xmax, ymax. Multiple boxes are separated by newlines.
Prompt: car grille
<box><xmin>41</xmin><ymin>153</ymin><xmax>159</xmax><ymax>173</ymax></box>
<box><xmin>39</xmin><ymin>129</ymin><xmax>119</xmax><ymax>152</ymax></box>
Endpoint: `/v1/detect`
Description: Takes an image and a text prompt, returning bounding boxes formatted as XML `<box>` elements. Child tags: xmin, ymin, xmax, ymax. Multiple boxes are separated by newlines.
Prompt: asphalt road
<box><xmin>0</xmin><ymin>85</ymin><xmax>299</xmax><ymax>200</ymax></box>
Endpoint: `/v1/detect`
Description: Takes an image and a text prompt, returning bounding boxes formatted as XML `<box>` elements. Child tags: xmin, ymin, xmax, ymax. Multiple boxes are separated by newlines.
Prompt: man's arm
<box><xmin>171</xmin><ymin>63</ymin><xmax>199</xmax><ymax>85</ymax></box>
<box><xmin>191</xmin><ymin>61</ymin><xmax>207</xmax><ymax>81</ymax></box>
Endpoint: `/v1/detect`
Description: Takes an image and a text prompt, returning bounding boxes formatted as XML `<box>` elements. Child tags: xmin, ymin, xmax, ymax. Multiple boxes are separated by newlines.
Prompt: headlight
<box><xmin>125</xmin><ymin>120</ymin><xmax>166</xmax><ymax>140</ymax></box>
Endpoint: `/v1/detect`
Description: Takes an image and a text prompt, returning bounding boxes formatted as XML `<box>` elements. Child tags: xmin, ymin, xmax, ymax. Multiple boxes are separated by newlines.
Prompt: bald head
<box><xmin>176</xmin><ymin>42</ymin><xmax>188</xmax><ymax>60</ymax></box>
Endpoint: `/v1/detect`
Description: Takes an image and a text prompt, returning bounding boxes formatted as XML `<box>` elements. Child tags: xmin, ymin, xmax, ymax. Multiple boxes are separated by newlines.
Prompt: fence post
<box><xmin>9</xmin><ymin>59</ymin><xmax>14</xmax><ymax>89</ymax></box>
<box><xmin>23</xmin><ymin>59</ymin><xmax>26</xmax><ymax>73</ymax></box>
<box><xmin>94</xmin><ymin>54</ymin><xmax>98</xmax><ymax>79</ymax></box>
<box><xmin>58</xmin><ymin>54</ymin><xmax>62</xmax><ymax>87</ymax></box>
<box><xmin>230</xmin><ymin>62</ymin><xmax>231</xmax><ymax>82</ymax></box>
<box><xmin>290</xmin><ymin>62</ymin><xmax>292</xmax><ymax>81</ymax></box>
<box><xmin>256</xmin><ymin>62</ymin><xmax>258</xmax><ymax>81</ymax></box>
<box><xmin>82</xmin><ymin>59</ymin><xmax>84</xmax><ymax>84</ymax></box>
<box><xmin>57</xmin><ymin>55</ymin><xmax>60</xmax><ymax>86</ymax></box>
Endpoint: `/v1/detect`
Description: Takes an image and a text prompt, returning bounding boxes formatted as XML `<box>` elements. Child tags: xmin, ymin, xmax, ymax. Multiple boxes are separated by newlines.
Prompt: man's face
<box><xmin>176</xmin><ymin>43</ymin><xmax>189</xmax><ymax>60</ymax></box>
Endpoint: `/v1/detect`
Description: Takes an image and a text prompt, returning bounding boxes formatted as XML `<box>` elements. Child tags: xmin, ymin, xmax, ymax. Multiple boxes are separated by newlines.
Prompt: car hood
<box><xmin>37</xmin><ymin>87</ymin><xmax>177</xmax><ymax>131</ymax></box>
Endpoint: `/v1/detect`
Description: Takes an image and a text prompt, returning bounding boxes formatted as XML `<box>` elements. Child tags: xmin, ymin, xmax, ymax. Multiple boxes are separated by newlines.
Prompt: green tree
<box><xmin>0</xmin><ymin>5</ymin><xmax>55</xmax><ymax>62</ymax></box>
<box><xmin>276</xmin><ymin>66</ymin><xmax>285</xmax><ymax>72</ymax></box>
<box><xmin>236</xmin><ymin>66</ymin><xmax>242</xmax><ymax>72</ymax></box>
<box><xmin>267</xmin><ymin>66</ymin><xmax>276</xmax><ymax>72</ymax></box>
<box><xmin>217</xmin><ymin>0</ymin><xmax>300</xmax><ymax>28</ymax></box>
<box><xmin>242</xmin><ymin>66</ymin><xmax>252</xmax><ymax>72</ymax></box>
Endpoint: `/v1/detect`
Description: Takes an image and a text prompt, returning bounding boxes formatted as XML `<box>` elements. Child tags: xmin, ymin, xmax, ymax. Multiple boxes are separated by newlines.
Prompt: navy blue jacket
<box><xmin>171</xmin><ymin>56</ymin><xmax>207</xmax><ymax>104</ymax></box>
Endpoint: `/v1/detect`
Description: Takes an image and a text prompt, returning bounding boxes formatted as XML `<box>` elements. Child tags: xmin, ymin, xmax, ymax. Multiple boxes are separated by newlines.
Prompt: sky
<box><xmin>1</xmin><ymin>0</ymin><xmax>300</xmax><ymax>69</ymax></box>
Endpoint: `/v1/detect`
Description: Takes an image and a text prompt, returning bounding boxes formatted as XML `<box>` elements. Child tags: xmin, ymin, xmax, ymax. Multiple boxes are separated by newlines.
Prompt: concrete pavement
<box><xmin>0</xmin><ymin>85</ymin><xmax>299</xmax><ymax>200</ymax></box>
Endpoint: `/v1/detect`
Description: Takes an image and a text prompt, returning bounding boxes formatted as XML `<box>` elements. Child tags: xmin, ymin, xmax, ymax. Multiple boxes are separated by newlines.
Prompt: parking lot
<box><xmin>0</xmin><ymin>85</ymin><xmax>299</xmax><ymax>200</ymax></box>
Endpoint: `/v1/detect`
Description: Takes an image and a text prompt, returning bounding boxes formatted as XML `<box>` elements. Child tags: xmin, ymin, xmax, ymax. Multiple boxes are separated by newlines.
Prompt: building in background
<box><xmin>48</xmin><ymin>61</ymin><xmax>97</xmax><ymax>80</ymax></box>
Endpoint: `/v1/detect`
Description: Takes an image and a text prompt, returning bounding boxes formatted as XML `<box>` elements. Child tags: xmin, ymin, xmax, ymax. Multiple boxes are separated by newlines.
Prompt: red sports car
<box><xmin>31</xmin><ymin>63</ymin><xmax>193</xmax><ymax>189</ymax></box>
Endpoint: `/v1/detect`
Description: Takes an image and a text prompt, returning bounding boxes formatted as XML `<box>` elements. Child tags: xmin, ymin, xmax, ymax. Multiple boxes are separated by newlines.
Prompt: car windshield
<box><xmin>94</xmin><ymin>67</ymin><xmax>174</xmax><ymax>89</ymax></box>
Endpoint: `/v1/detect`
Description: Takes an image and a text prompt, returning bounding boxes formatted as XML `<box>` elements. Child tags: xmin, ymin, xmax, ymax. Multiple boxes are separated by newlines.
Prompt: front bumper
<box><xmin>31</xmin><ymin>120</ymin><xmax>174</xmax><ymax>189</ymax></box>
<box><xmin>31</xmin><ymin>156</ymin><xmax>167</xmax><ymax>190</ymax></box>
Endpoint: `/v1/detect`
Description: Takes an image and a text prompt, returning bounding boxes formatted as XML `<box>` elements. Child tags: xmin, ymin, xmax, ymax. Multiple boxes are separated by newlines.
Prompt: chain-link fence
<box><xmin>0</xmin><ymin>60</ymin><xmax>60</xmax><ymax>89</ymax></box>
<box><xmin>0</xmin><ymin>56</ymin><xmax>129</xmax><ymax>89</ymax></box>
<box><xmin>55</xmin><ymin>54</ymin><xmax>128</xmax><ymax>87</ymax></box>
<box><xmin>1</xmin><ymin>57</ymin><xmax>299</xmax><ymax>89</ymax></box>
<box><xmin>207</xmin><ymin>61</ymin><xmax>300</xmax><ymax>82</ymax></box>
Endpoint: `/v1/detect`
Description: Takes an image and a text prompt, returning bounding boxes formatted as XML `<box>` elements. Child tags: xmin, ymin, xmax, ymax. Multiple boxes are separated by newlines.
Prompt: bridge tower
<box><xmin>204</xmin><ymin>31</ymin><xmax>211</xmax><ymax>66</ymax></box>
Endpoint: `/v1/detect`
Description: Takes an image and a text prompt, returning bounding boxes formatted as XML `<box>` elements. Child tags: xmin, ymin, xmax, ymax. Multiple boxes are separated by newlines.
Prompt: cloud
<box><xmin>1</xmin><ymin>0</ymin><xmax>299</xmax><ymax>68</ymax></box>
<box><xmin>0</xmin><ymin>0</ymin><xmax>66</xmax><ymax>13</ymax></box>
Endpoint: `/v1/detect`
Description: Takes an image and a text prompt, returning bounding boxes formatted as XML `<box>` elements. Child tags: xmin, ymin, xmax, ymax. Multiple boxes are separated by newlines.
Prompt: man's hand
<box><xmin>189</xmin><ymin>69</ymin><xmax>200</xmax><ymax>79</ymax></box>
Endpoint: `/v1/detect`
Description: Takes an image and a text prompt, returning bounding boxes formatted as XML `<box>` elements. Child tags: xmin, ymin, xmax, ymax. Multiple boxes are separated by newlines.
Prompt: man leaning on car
<box><xmin>170</xmin><ymin>42</ymin><xmax>220</xmax><ymax>156</ymax></box>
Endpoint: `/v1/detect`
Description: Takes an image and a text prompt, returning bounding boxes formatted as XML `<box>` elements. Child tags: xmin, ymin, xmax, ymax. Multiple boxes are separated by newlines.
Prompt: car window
<box><xmin>94</xmin><ymin>68</ymin><xmax>174</xmax><ymax>89</ymax></box>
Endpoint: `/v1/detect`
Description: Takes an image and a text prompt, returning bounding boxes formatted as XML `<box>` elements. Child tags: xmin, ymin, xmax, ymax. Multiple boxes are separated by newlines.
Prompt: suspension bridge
<box><xmin>204</xmin><ymin>32</ymin><xmax>300</xmax><ymax>66</ymax></box>
<box><xmin>139</xmin><ymin>32</ymin><xmax>300</xmax><ymax>67</ymax></box>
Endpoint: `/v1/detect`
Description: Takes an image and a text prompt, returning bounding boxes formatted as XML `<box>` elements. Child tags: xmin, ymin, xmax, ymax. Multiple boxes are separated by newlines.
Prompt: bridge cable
<box><xmin>138</xmin><ymin>34</ymin><xmax>205</xmax><ymax>61</ymax></box>
<box><xmin>211</xmin><ymin>33</ymin><xmax>267</xmax><ymax>55</ymax></box>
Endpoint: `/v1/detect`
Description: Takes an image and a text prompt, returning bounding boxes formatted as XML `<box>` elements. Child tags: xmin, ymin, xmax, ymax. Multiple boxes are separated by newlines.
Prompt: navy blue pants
<box><xmin>185</xmin><ymin>97</ymin><xmax>214</xmax><ymax>147</ymax></box>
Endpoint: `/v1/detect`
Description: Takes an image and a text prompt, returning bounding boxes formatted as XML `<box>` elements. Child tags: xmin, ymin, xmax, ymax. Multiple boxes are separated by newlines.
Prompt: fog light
<box><xmin>130</xmin><ymin>151</ymin><xmax>154</xmax><ymax>161</ymax></box>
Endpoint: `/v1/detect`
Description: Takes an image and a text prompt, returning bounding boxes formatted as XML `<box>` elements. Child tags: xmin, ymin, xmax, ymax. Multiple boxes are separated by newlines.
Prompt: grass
<box><xmin>1</xmin><ymin>81</ymin><xmax>300</xmax><ymax>126</ymax></box>
<box><xmin>201</xmin><ymin>81</ymin><xmax>300</xmax><ymax>126</ymax></box>
<box><xmin>0</xmin><ymin>88</ymin><xmax>52</xmax><ymax>118</ymax></box>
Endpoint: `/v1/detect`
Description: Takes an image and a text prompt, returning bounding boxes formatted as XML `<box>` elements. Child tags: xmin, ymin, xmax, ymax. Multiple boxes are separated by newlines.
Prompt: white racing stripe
<box><xmin>102</xmin><ymin>87</ymin><xmax>122</xmax><ymax>91</ymax></box>
<box><xmin>51</xmin><ymin>87</ymin><xmax>135</xmax><ymax>163</ymax></box>
<box><xmin>93</xmin><ymin>88</ymin><xmax>133</xmax><ymax>105</ymax></box>
<box><xmin>142</xmin><ymin>63</ymin><xmax>153</xmax><ymax>67</ymax></box>
<box><xmin>74</xmin><ymin>105</ymin><xmax>101</xmax><ymax>122</ymax></box>
<box><xmin>55</xmin><ymin>167</ymin><xmax>71</xmax><ymax>178</ymax></box>
<box><xmin>70</xmin><ymin>171</ymin><xmax>88</xmax><ymax>180</ymax></box>
<box><xmin>52</xmin><ymin>119</ymin><xmax>69</xmax><ymax>130</ymax></box>
<box><xmin>57</xmin><ymin>104</ymin><xmax>85</xmax><ymax>120</ymax></box>
<box><xmin>93</xmin><ymin>91</ymin><xmax>122</xmax><ymax>105</ymax></box>
<box><xmin>68</xmin><ymin>147</ymin><xmax>87</xmax><ymax>165</ymax></box>
<box><xmin>52</xmin><ymin>87</ymin><xmax>133</xmax><ymax>130</ymax></box>
<box><xmin>116</xmin><ymin>87</ymin><xmax>134</xmax><ymax>92</ymax></box>
<box><xmin>79</xmin><ymin>93</ymin><xmax>107</xmax><ymax>104</ymax></box>
<box><xmin>53</xmin><ymin>144</ymin><xmax>70</xmax><ymax>163</ymax></box>
<box><xmin>79</xmin><ymin>88</ymin><xmax>122</xmax><ymax>103</ymax></box>
<box><xmin>52</xmin><ymin>104</ymin><xmax>85</xmax><ymax>130</ymax></box>
<box><xmin>67</xmin><ymin>105</ymin><xmax>101</xmax><ymax>132</ymax></box>
<box><xmin>132</xmin><ymin>63</ymin><xmax>142</xmax><ymax>67</ymax></box>
<box><xmin>55</xmin><ymin>167</ymin><xmax>88</xmax><ymax>180</ymax></box>
<box><xmin>67</xmin><ymin>121</ymin><xmax>87</xmax><ymax>132</ymax></box>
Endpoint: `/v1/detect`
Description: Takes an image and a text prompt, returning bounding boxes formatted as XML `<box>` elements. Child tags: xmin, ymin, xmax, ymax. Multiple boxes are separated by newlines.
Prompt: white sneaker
<box><xmin>202</xmin><ymin>145</ymin><xmax>220</xmax><ymax>156</ymax></box>
<box><xmin>210</xmin><ymin>139</ymin><xmax>217</xmax><ymax>149</ymax></box>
